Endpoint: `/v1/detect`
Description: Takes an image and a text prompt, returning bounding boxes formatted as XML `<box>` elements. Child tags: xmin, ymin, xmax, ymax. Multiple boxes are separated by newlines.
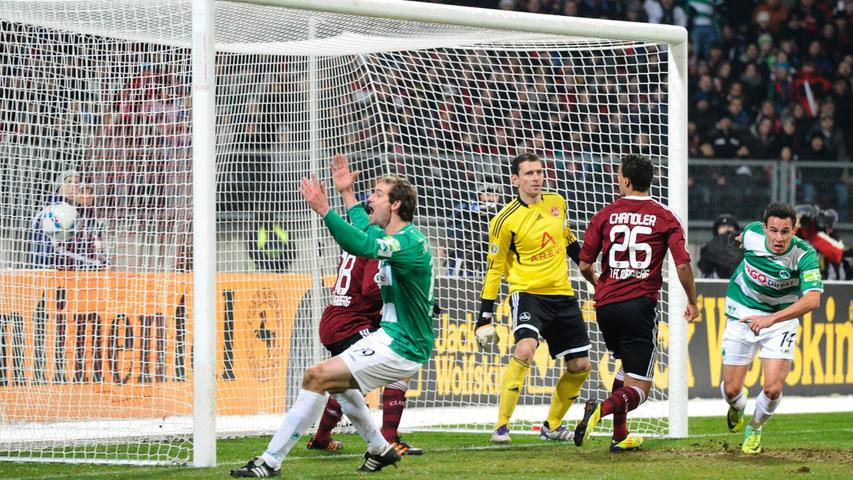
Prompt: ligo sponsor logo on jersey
<box><xmin>744</xmin><ymin>262</ymin><xmax>798</xmax><ymax>289</ymax></box>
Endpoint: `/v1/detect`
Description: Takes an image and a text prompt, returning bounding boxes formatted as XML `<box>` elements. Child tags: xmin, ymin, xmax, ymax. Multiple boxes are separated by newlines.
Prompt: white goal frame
<box><xmin>187</xmin><ymin>0</ymin><xmax>689</xmax><ymax>468</ymax></box>
<box><xmin>0</xmin><ymin>0</ymin><xmax>688</xmax><ymax>468</ymax></box>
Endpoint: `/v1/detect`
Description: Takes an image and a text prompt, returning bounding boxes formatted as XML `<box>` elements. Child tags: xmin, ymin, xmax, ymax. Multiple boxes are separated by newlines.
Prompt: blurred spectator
<box><xmin>29</xmin><ymin>171</ymin><xmax>108</xmax><ymax>271</ymax></box>
<box><xmin>753</xmin><ymin>0</ymin><xmax>788</xmax><ymax>36</ymax></box>
<box><xmin>644</xmin><ymin>0</ymin><xmax>687</xmax><ymax>27</ymax></box>
<box><xmin>808</xmin><ymin>113</ymin><xmax>848</xmax><ymax>161</ymax></box>
<box><xmin>777</xmin><ymin>117</ymin><xmax>804</xmax><ymax>155</ymax></box>
<box><xmin>447</xmin><ymin>181</ymin><xmax>502</xmax><ymax>276</ymax></box>
<box><xmin>687</xmin><ymin>0</ymin><xmax>722</xmax><ymax>59</ymax></box>
<box><xmin>725</xmin><ymin>97</ymin><xmax>751</xmax><ymax>133</ymax></box>
<box><xmin>792</xmin><ymin>61</ymin><xmax>832</xmax><ymax>117</ymax></box>
<box><xmin>698</xmin><ymin>214</ymin><xmax>743</xmax><ymax>279</ymax></box>
<box><xmin>748</xmin><ymin>117</ymin><xmax>779</xmax><ymax>159</ymax></box>
<box><xmin>247</xmin><ymin>212</ymin><xmax>294</xmax><ymax>272</ymax></box>
<box><xmin>766</xmin><ymin>63</ymin><xmax>793</xmax><ymax>111</ymax></box>
<box><xmin>709</xmin><ymin>116</ymin><xmax>749</xmax><ymax>158</ymax></box>
<box><xmin>740</xmin><ymin>63</ymin><xmax>766</xmax><ymax>105</ymax></box>
<box><xmin>498</xmin><ymin>0</ymin><xmax>515</xmax><ymax>10</ymax></box>
<box><xmin>691</xmin><ymin>98</ymin><xmax>717</xmax><ymax>137</ymax></box>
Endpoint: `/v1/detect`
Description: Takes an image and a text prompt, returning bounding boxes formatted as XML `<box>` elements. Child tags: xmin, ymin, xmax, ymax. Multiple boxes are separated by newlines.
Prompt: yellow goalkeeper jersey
<box><xmin>480</xmin><ymin>192</ymin><xmax>577</xmax><ymax>300</ymax></box>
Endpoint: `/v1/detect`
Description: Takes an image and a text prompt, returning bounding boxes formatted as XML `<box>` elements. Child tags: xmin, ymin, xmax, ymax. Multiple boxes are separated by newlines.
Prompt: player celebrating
<box><xmin>475</xmin><ymin>153</ymin><xmax>597</xmax><ymax>444</ymax></box>
<box><xmin>575</xmin><ymin>154</ymin><xmax>699</xmax><ymax>452</ymax></box>
<box><xmin>719</xmin><ymin>202</ymin><xmax>822</xmax><ymax>454</ymax></box>
<box><xmin>306</xmin><ymin>251</ymin><xmax>423</xmax><ymax>456</ymax></box>
<box><xmin>231</xmin><ymin>156</ymin><xmax>434</xmax><ymax>477</ymax></box>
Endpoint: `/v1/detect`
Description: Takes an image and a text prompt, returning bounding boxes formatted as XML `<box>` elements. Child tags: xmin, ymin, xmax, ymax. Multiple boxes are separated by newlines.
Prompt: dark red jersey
<box><xmin>318</xmin><ymin>252</ymin><xmax>382</xmax><ymax>346</ymax></box>
<box><xmin>580</xmin><ymin>196</ymin><xmax>691</xmax><ymax>307</ymax></box>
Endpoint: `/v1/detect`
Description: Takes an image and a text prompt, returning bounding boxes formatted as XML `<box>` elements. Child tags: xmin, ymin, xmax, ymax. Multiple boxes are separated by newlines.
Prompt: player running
<box><xmin>719</xmin><ymin>202</ymin><xmax>822</xmax><ymax>454</ymax></box>
<box><xmin>575</xmin><ymin>154</ymin><xmax>699</xmax><ymax>452</ymax></box>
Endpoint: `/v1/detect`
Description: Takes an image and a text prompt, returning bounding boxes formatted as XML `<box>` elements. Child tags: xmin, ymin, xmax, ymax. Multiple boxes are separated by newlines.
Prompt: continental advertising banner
<box><xmin>0</xmin><ymin>271</ymin><xmax>318</xmax><ymax>422</ymax></box>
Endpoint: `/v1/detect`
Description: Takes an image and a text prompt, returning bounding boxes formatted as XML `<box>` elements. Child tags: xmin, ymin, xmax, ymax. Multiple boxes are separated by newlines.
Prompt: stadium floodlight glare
<box><xmin>0</xmin><ymin>0</ymin><xmax>687</xmax><ymax>467</ymax></box>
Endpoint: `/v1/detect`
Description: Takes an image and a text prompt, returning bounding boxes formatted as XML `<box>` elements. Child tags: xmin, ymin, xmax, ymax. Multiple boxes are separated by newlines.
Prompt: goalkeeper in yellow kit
<box><xmin>475</xmin><ymin>153</ymin><xmax>597</xmax><ymax>443</ymax></box>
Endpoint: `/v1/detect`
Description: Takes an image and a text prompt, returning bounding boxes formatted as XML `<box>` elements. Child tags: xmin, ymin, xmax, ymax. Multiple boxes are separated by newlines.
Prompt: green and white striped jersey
<box><xmin>725</xmin><ymin>221</ymin><xmax>823</xmax><ymax>321</ymax></box>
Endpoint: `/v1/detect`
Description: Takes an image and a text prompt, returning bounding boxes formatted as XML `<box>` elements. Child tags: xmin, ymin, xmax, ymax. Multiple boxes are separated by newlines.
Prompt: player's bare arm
<box><xmin>578</xmin><ymin>260</ymin><xmax>598</xmax><ymax>287</ymax></box>
<box><xmin>675</xmin><ymin>262</ymin><xmax>699</xmax><ymax>322</ymax></box>
<box><xmin>300</xmin><ymin>175</ymin><xmax>330</xmax><ymax>217</ymax></box>
<box><xmin>331</xmin><ymin>153</ymin><xmax>360</xmax><ymax>208</ymax></box>
<box><xmin>740</xmin><ymin>290</ymin><xmax>820</xmax><ymax>335</ymax></box>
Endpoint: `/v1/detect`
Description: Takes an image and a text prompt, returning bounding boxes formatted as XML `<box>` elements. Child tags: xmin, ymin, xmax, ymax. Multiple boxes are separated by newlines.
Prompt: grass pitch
<box><xmin>2</xmin><ymin>412</ymin><xmax>852</xmax><ymax>479</ymax></box>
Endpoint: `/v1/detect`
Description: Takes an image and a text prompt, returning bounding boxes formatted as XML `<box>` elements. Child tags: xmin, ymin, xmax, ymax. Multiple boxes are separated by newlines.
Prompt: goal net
<box><xmin>0</xmin><ymin>0</ymin><xmax>686</xmax><ymax>465</ymax></box>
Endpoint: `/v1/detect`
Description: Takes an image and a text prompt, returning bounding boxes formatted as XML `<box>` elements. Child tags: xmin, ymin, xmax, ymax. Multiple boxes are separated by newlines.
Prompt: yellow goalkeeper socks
<box><xmin>496</xmin><ymin>357</ymin><xmax>529</xmax><ymax>429</ymax></box>
<box><xmin>545</xmin><ymin>368</ymin><xmax>591</xmax><ymax>429</ymax></box>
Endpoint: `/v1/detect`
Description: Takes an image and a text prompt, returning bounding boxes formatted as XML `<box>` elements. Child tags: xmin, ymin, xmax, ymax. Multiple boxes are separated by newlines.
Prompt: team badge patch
<box><xmin>803</xmin><ymin>269</ymin><xmax>821</xmax><ymax>282</ymax></box>
<box><xmin>551</xmin><ymin>207</ymin><xmax>559</xmax><ymax>217</ymax></box>
<box><xmin>519</xmin><ymin>312</ymin><xmax>531</xmax><ymax>322</ymax></box>
<box><xmin>779</xmin><ymin>270</ymin><xmax>790</xmax><ymax>279</ymax></box>
<box><xmin>376</xmin><ymin>237</ymin><xmax>401</xmax><ymax>258</ymax></box>
<box><xmin>489</xmin><ymin>242</ymin><xmax>500</xmax><ymax>255</ymax></box>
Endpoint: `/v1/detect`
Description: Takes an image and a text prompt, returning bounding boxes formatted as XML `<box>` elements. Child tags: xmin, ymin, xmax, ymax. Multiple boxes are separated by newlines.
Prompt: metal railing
<box><xmin>688</xmin><ymin>159</ymin><xmax>853</xmax><ymax>229</ymax></box>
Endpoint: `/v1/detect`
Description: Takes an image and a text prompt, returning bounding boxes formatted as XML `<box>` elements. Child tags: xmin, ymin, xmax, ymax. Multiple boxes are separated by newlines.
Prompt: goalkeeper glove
<box><xmin>475</xmin><ymin>299</ymin><xmax>498</xmax><ymax>348</ymax></box>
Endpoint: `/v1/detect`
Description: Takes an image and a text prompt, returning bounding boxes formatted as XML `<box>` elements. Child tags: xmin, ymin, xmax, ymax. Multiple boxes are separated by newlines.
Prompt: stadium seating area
<box><xmin>483</xmin><ymin>0</ymin><xmax>853</xmax><ymax>223</ymax></box>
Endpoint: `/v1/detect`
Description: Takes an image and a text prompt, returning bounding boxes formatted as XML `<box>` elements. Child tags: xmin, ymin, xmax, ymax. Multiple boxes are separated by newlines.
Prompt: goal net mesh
<box><xmin>0</xmin><ymin>0</ymin><xmax>672</xmax><ymax>464</ymax></box>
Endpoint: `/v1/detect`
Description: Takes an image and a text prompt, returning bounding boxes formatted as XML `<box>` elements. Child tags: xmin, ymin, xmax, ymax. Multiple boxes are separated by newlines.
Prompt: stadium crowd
<box><xmin>490</xmin><ymin>0</ymin><xmax>853</xmax><ymax>222</ymax></box>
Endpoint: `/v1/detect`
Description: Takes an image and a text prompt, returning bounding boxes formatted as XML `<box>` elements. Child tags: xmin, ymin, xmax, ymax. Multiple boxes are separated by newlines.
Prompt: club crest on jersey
<box><xmin>519</xmin><ymin>312</ymin><xmax>531</xmax><ymax>322</ymax></box>
<box><xmin>489</xmin><ymin>242</ymin><xmax>500</xmax><ymax>255</ymax></box>
<box><xmin>551</xmin><ymin>207</ymin><xmax>559</xmax><ymax>217</ymax></box>
<box><xmin>374</xmin><ymin>266</ymin><xmax>392</xmax><ymax>286</ymax></box>
<box><xmin>779</xmin><ymin>270</ymin><xmax>791</xmax><ymax>279</ymax></box>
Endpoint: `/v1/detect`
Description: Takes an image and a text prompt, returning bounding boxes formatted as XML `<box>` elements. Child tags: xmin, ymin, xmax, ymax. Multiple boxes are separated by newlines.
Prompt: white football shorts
<box><xmin>340</xmin><ymin>328</ymin><xmax>422</xmax><ymax>394</ymax></box>
<box><xmin>721</xmin><ymin>317</ymin><xmax>799</xmax><ymax>365</ymax></box>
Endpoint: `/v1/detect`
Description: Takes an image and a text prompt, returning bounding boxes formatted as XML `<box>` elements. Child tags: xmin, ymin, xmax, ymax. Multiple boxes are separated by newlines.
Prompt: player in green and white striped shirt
<box><xmin>720</xmin><ymin>202</ymin><xmax>823</xmax><ymax>455</ymax></box>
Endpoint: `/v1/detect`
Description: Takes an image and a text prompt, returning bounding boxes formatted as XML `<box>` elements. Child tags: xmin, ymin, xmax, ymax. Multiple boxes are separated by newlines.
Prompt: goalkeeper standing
<box><xmin>231</xmin><ymin>155</ymin><xmax>434</xmax><ymax>477</ymax></box>
<box><xmin>475</xmin><ymin>153</ymin><xmax>597</xmax><ymax>444</ymax></box>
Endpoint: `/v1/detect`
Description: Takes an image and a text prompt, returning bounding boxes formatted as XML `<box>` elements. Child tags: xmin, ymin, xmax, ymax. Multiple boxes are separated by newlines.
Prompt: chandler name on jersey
<box><xmin>580</xmin><ymin>196</ymin><xmax>690</xmax><ymax>307</ymax></box>
<box><xmin>481</xmin><ymin>192</ymin><xmax>577</xmax><ymax>300</ymax></box>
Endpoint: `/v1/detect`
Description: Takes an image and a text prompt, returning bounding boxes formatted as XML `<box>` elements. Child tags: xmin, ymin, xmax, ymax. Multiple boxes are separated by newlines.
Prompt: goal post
<box><xmin>192</xmin><ymin>0</ymin><xmax>217</xmax><ymax>468</ymax></box>
<box><xmin>0</xmin><ymin>0</ymin><xmax>688</xmax><ymax>466</ymax></box>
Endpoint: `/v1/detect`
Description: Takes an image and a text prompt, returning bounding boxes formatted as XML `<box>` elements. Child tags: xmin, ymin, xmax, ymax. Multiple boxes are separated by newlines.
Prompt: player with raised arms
<box><xmin>231</xmin><ymin>155</ymin><xmax>434</xmax><ymax>477</ymax></box>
